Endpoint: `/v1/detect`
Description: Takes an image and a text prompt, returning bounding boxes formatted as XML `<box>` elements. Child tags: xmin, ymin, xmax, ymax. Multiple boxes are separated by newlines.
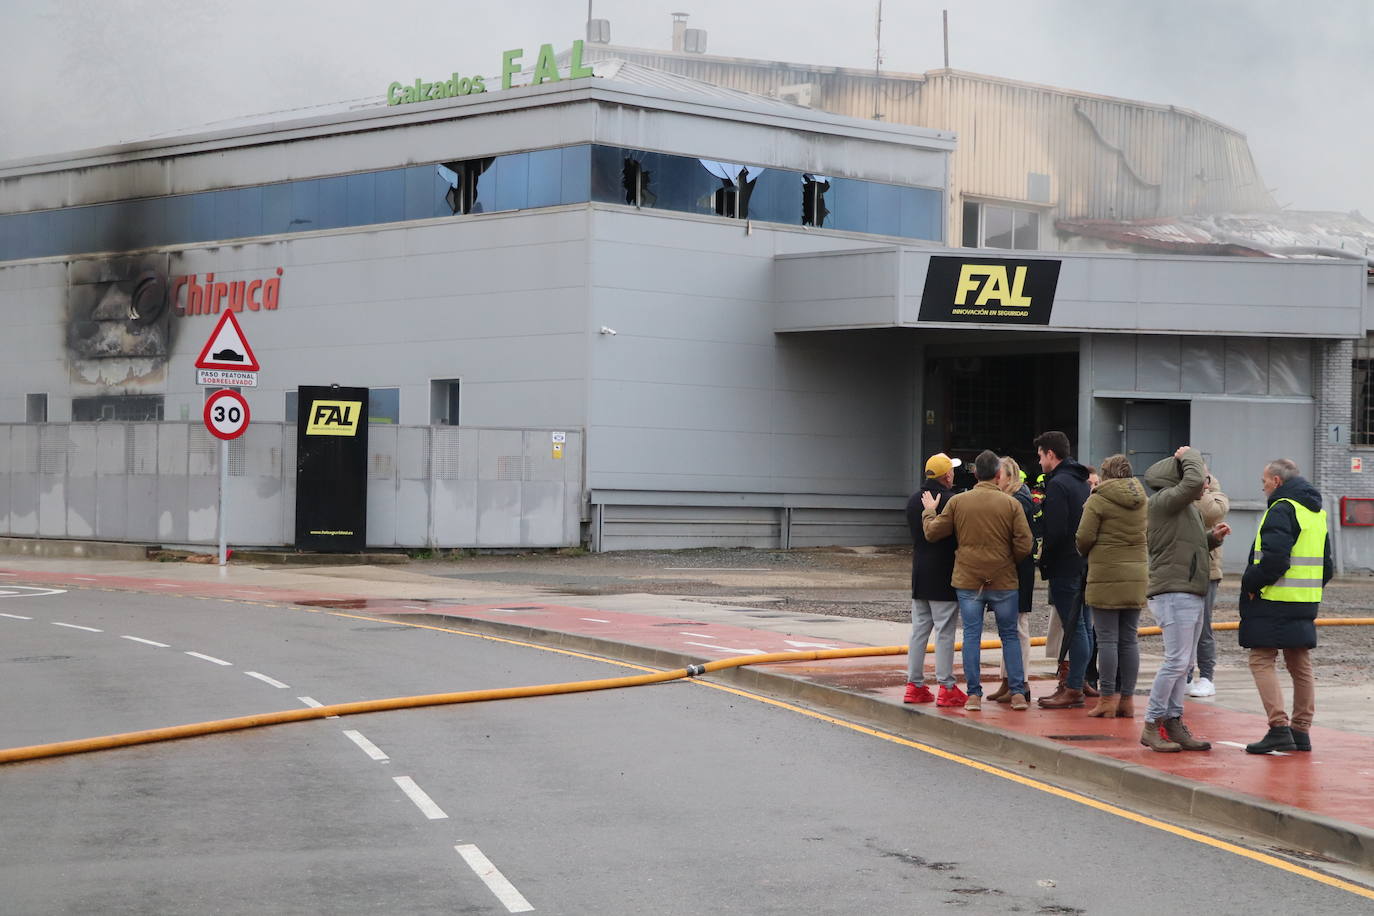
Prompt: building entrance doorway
<box><xmin>923</xmin><ymin>350</ymin><xmax>1078</xmax><ymax>481</ymax></box>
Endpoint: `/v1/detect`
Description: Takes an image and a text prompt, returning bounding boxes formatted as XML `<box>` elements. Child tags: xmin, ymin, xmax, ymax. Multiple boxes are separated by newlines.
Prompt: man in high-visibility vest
<box><xmin>1241</xmin><ymin>458</ymin><xmax>1334</xmax><ymax>754</ymax></box>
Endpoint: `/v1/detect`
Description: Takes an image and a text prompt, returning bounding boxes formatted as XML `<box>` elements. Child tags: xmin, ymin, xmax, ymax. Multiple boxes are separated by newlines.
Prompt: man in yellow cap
<box><xmin>904</xmin><ymin>452</ymin><xmax>966</xmax><ymax>707</ymax></box>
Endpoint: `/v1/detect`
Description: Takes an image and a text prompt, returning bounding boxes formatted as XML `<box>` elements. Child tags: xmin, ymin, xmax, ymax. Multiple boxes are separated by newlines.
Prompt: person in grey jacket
<box><xmin>1140</xmin><ymin>446</ymin><xmax>1232</xmax><ymax>752</ymax></box>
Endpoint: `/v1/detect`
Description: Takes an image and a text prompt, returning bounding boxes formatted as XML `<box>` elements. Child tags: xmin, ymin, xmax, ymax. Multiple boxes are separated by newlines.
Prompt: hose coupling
<box><xmin>686</xmin><ymin>664</ymin><xmax>706</xmax><ymax>677</ymax></box>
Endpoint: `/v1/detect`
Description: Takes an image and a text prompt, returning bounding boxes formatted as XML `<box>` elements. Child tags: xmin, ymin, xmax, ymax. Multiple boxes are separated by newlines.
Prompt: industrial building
<box><xmin>0</xmin><ymin>35</ymin><xmax>1369</xmax><ymax>569</ymax></box>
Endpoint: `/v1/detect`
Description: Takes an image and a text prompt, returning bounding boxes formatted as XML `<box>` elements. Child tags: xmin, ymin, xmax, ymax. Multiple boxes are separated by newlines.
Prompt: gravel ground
<box><xmin>411</xmin><ymin>546</ymin><xmax>1374</xmax><ymax>679</ymax></box>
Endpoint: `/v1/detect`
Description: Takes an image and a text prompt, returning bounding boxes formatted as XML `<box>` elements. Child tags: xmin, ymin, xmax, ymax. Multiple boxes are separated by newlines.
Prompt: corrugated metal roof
<box><xmin>1058</xmin><ymin>211</ymin><xmax>1374</xmax><ymax>270</ymax></box>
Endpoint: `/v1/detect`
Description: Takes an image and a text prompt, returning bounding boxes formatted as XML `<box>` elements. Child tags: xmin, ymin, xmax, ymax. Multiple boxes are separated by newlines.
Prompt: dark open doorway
<box><xmin>924</xmin><ymin>350</ymin><xmax>1079</xmax><ymax>482</ymax></box>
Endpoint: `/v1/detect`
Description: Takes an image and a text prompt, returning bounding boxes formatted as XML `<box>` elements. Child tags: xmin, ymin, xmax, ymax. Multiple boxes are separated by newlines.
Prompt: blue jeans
<box><xmin>1145</xmin><ymin>592</ymin><xmax>1205</xmax><ymax>722</ymax></box>
<box><xmin>1048</xmin><ymin>577</ymin><xmax>1092</xmax><ymax>690</ymax></box>
<box><xmin>956</xmin><ymin>588</ymin><xmax>1026</xmax><ymax>697</ymax></box>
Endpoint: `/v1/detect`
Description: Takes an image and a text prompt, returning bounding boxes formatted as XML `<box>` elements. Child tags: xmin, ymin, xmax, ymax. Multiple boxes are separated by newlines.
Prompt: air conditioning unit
<box><xmin>683</xmin><ymin>28</ymin><xmax>707</xmax><ymax>53</ymax></box>
<box><xmin>777</xmin><ymin>82</ymin><xmax>814</xmax><ymax>107</ymax></box>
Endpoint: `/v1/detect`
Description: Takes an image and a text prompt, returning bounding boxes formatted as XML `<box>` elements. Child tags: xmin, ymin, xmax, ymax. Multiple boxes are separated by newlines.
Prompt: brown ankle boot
<box><xmin>986</xmin><ymin>680</ymin><xmax>1011</xmax><ymax>703</ymax></box>
<box><xmin>1141</xmin><ymin>720</ymin><xmax>1181</xmax><ymax>752</ymax></box>
<box><xmin>1038</xmin><ymin>687</ymin><xmax>1084</xmax><ymax>709</ymax></box>
<box><xmin>1116</xmin><ymin>695</ymin><xmax>1135</xmax><ymax>718</ymax></box>
<box><xmin>1085</xmin><ymin>695</ymin><xmax>1119</xmax><ymax>718</ymax></box>
<box><xmin>1163</xmin><ymin>717</ymin><xmax>1211</xmax><ymax>751</ymax></box>
<box><xmin>1053</xmin><ymin>660</ymin><xmax>1070</xmax><ymax>687</ymax></box>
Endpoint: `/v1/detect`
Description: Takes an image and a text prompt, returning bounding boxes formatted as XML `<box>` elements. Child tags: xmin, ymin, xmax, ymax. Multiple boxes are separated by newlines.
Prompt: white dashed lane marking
<box><xmin>52</xmin><ymin>622</ymin><xmax>102</xmax><ymax>632</ymax></box>
<box><xmin>0</xmin><ymin>613</ymin><xmax>33</xmax><ymax>620</ymax></box>
<box><xmin>455</xmin><ymin>845</ymin><xmax>534</xmax><ymax>913</ymax></box>
<box><xmin>245</xmin><ymin>671</ymin><xmax>290</xmax><ymax>689</ymax></box>
<box><xmin>185</xmin><ymin>651</ymin><xmax>232</xmax><ymax>666</ymax></box>
<box><xmin>298</xmin><ymin>696</ymin><xmax>339</xmax><ymax>719</ymax></box>
<box><xmin>121</xmin><ymin>635</ymin><xmax>170</xmax><ymax>647</ymax></box>
<box><xmin>393</xmin><ymin>776</ymin><xmax>448</xmax><ymax>819</ymax></box>
<box><xmin>343</xmin><ymin>730</ymin><xmax>390</xmax><ymax>761</ymax></box>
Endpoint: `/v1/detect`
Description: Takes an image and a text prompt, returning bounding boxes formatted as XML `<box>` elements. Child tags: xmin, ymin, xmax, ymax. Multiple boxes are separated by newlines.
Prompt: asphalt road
<box><xmin>1</xmin><ymin>584</ymin><xmax>1369</xmax><ymax>914</ymax></box>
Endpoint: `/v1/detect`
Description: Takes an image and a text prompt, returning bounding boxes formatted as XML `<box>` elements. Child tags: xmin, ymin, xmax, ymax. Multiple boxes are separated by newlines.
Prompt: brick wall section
<box><xmin>1313</xmin><ymin>338</ymin><xmax>1374</xmax><ymax>572</ymax></box>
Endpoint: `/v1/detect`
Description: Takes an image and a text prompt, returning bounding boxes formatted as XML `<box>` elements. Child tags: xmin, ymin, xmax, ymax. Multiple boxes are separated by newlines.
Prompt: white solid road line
<box><xmin>393</xmin><ymin>776</ymin><xmax>448</xmax><ymax>819</ymax></box>
<box><xmin>298</xmin><ymin>696</ymin><xmax>339</xmax><ymax>719</ymax></box>
<box><xmin>0</xmin><ymin>613</ymin><xmax>33</xmax><ymax>620</ymax></box>
<box><xmin>342</xmin><ymin>730</ymin><xmax>390</xmax><ymax>761</ymax></box>
<box><xmin>680</xmin><ymin>631</ymin><xmax>715</xmax><ymax>638</ymax></box>
<box><xmin>121</xmin><ymin>635</ymin><xmax>170</xmax><ymax>648</ymax></box>
<box><xmin>153</xmin><ymin>583</ymin><xmax>182</xmax><ymax>588</ymax></box>
<box><xmin>245</xmin><ymin>671</ymin><xmax>290</xmax><ymax>689</ymax></box>
<box><xmin>185</xmin><ymin>651</ymin><xmax>232</xmax><ymax>666</ymax></box>
<box><xmin>580</xmin><ymin>617</ymin><xmax>611</xmax><ymax>623</ymax></box>
<box><xmin>53</xmin><ymin>622</ymin><xmax>102</xmax><ymax>632</ymax></box>
<box><xmin>685</xmin><ymin>640</ymin><xmax>763</xmax><ymax>655</ymax></box>
<box><xmin>73</xmin><ymin>576</ymin><xmax>98</xmax><ymax>581</ymax></box>
<box><xmin>455</xmin><ymin>845</ymin><xmax>534</xmax><ymax>913</ymax></box>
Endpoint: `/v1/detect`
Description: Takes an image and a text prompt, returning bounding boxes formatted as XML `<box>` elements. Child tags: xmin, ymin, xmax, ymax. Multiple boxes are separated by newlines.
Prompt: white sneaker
<box><xmin>1188</xmin><ymin>677</ymin><xmax>1216</xmax><ymax>698</ymax></box>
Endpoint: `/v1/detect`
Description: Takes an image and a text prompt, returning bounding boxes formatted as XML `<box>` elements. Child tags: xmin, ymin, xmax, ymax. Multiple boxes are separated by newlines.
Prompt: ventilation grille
<box><xmin>38</xmin><ymin>427</ymin><xmax>70</xmax><ymax>476</ymax></box>
<box><xmin>496</xmin><ymin>455</ymin><xmax>531</xmax><ymax>481</ymax></box>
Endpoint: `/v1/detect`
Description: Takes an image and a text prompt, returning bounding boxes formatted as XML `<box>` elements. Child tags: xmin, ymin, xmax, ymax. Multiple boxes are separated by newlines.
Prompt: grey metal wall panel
<box><xmin>476</xmin><ymin>481</ymin><xmax>522</xmax><ymax>546</ymax></box>
<box><xmin>393</xmin><ymin>480</ymin><xmax>432</xmax><ymax>547</ymax></box>
<box><xmin>521</xmin><ymin>482</ymin><xmax>568</xmax><ymax>545</ymax></box>
<box><xmin>366</xmin><ymin>425</ymin><xmax>400</xmax><ymax>548</ymax></box>
<box><xmin>38</xmin><ymin>480</ymin><xmax>65</xmax><ymax>537</ymax></box>
<box><xmin>598</xmin><ymin>504</ymin><xmax>780</xmax><ymax>551</ymax></box>
<box><xmin>787</xmin><ymin>507</ymin><xmax>909</xmax><ymax>548</ymax></box>
<box><xmin>432</xmin><ymin>480</ymin><xmax>478</xmax><ymax>544</ymax></box>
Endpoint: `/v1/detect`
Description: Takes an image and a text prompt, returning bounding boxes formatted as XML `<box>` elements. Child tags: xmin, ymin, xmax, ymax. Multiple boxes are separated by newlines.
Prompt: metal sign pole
<box><xmin>218</xmin><ymin>437</ymin><xmax>228</xmax><ymax>566</ymax></box>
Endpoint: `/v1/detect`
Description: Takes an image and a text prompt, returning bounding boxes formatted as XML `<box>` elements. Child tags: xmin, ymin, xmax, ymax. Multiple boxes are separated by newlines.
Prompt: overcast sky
<box><xmin>3</xmin><ymin>0</ymin><xmax>1370</xmax><ymax>217</ymax></box>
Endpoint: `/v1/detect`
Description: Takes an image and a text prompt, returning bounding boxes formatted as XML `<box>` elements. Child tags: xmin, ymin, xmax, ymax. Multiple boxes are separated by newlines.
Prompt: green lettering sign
<box><xmin>390</xmin><ymin>40</ymin><xmax>595</xmax><ymax>103</ymax></box>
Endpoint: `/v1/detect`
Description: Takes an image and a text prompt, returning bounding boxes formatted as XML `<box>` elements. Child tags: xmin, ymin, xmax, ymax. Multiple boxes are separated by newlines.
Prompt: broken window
<box><xmin>440</xmin><ymin>159</ymin><xmax>495</xmax><ymax>215</ymax></box>
<box><xmin>803</xmin><ymin>175</ymin><xmax>831</xmax><ymax>227</ymax></box>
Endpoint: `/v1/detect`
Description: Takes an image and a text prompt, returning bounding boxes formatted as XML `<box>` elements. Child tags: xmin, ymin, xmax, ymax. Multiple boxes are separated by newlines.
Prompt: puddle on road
<box><xmin>294</xmin><ymin>597</ymin><xmax>466</xmax><ymax>610</ymax></box>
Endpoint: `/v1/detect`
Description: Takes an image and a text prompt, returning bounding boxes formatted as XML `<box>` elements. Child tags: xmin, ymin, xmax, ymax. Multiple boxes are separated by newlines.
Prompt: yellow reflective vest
<box><xmin>1251</xmin><ymin>498</ymin><xmax>1327</xmax><ymax>603</ymax></box>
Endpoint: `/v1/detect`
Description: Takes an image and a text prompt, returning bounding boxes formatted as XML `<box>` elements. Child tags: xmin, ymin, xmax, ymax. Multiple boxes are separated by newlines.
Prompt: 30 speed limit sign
<box><xmin>204</xmin><ymin>389</ymin><xmax>251</xmax><ymax>441</ymax></box>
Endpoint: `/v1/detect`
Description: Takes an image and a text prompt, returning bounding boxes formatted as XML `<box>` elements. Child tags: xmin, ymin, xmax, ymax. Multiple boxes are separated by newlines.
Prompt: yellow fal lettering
<box><xmin>954</xmin><ymin>265</ymin><xmax>1032</xmax><ymax>307</ymax></box>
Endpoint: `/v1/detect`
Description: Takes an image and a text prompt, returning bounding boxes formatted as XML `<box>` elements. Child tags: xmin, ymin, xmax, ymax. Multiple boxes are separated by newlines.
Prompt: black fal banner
<box><xmin>295</xmin><ymin>386</ymin><xmax>368</xmax><ymax>552</ymax></box>
<box><xmin>918</xmin><ymin>256</ymin><xmax>1061</xmax><ymax>325</ymax></box>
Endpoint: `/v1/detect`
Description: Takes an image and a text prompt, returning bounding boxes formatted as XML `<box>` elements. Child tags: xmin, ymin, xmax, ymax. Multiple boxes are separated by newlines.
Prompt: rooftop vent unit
<box><xmin>587</xmin><ymin>18</ymin><xmax>610</xmax><ymax>44</ymax></box>
<box><xmin>683</xmin><ymin>28</ymin><xmax>707</xmax><ymax>53</ymax></box>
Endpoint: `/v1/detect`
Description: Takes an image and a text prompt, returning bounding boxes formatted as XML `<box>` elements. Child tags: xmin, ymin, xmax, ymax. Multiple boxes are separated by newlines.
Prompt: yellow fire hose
<box><xmin>2</xmin><ymin>619</ymin><xmax>1370</xmax><ymax>767</ymax></box>
<box><xmin>0</xmin><ymin>645</ymin><xmax>905</xmax><ymax>766</ymax></box>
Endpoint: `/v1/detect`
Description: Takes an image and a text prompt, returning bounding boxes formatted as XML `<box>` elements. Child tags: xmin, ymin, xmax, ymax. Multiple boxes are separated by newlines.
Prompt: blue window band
<box><xmin>0</xmin><ymin>143</ymin><xmax>942</xmax><ymax>262</ymax></box>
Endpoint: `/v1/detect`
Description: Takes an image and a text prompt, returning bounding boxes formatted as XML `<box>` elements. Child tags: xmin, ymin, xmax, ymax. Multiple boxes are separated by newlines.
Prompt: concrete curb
<box><xmin>0</xmin><ymin>537</ymin><xmax>152</xmax><ymax>562</ymax></box>
<box><xmin>386</xmin><ymin>608</ymin><xmax>1374</xmax><ymax>871</ymax></box>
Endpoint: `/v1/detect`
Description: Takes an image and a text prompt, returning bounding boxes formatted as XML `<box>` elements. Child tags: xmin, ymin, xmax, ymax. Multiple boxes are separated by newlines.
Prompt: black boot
<box><xmin>1290</xmin><ymin>728</ymin><xmax>1312</xmax><ymax>752</ymax></box>
<box><xmin>1246</xmin><ymin>726</ymin><xmax>1297</xmax><ymax>754</ymax></box>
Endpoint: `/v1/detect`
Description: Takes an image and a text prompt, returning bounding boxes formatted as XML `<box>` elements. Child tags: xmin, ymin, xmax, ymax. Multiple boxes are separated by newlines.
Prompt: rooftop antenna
<box><xmin>873</xmin><ymin>0</ymin><xmax>884</xmax><ymax>120</ymax></box>
<box><xmin>586</xmin><ymin>0</ymin><xmax>593</xmax><ymax>41</ymax></box>
<box><xmin>943</xmin><ymin>9</ymin><xmax>950</xmax><ymax>68</ymax></box>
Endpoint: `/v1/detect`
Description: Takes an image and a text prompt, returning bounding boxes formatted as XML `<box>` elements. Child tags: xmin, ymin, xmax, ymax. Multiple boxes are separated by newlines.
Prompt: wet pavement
<box><xmin>2</xmin><ymin>554</ymin><xmax>1373</xmax><ymax>868</ymax></box>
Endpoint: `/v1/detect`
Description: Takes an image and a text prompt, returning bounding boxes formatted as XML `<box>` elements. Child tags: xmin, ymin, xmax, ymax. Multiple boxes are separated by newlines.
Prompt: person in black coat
<box><xmin>1240</xmin><ymin>459</ymin><xmax>1334</xmax><ymax>754</ymax></box>
<box><xmin>1033</xmin><ymin>431</ymin><xmax>1093</xmax><ymax>708</ymax></box>
<box><xmin>903</xmin><ymin>453</ymin><xmax>965</xmax><ymax>707</ymax></box>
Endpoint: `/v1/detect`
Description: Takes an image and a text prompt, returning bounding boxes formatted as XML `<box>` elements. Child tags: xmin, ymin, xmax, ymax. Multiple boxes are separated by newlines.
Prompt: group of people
<box><xmin>904</xmin><ymin>431</ymin><xmax>1333</xmax><ymax>755</ymax></box>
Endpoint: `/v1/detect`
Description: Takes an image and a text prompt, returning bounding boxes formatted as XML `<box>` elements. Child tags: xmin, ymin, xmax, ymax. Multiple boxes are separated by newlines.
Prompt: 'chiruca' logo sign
<box><xmin>918</xmin><ymin>256</ymin><xmax>1061</xmax><ymax>325</ymax></box>
<box><xmin>306</xmin><ymin>400</ymin><xmax>362</xmax><ymax>436</ymax></box>
<box><xmin>172</xmin><ymin>268</ymin><xmax>283</xmax><ymax>317</ymax></box>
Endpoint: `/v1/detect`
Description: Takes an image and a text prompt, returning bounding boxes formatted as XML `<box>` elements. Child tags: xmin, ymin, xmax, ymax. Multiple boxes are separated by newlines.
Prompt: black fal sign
<box><xmin>917</xmin><ymin>256</ymin><xmax>1061</xmax><ymax>325</ymax></box>
<box><xmin>295</xmin><ymin>386</ymin><xmax>369</xmax><ymax>552</ymax></box>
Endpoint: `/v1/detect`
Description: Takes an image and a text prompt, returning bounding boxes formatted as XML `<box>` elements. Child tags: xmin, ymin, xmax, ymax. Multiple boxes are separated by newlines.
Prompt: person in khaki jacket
<box><xmin>1187</xmin><ymin>471</ymin><xmax>1229</xmax><ymax>697</ymax></box>
<box><xmin>1074</xmin><ymin>454</ymin><xmax>1147</xmax><ymax>719</ymax></box>
<box><xmin>922</xmin><ymin>450</ymin><xmax>1034</xmax><ymax>712</ymax></box>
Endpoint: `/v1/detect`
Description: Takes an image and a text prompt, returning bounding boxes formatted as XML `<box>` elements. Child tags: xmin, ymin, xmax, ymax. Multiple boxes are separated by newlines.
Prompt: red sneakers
<box><xmin>937</xmin><ymin>685</ymin><xmax>970</xmax><ymax>708</ymax></box>
<box><xmin>903</xmin><ymin>683</ymin><xmax>935</xmax><ymax>704</ymax></box>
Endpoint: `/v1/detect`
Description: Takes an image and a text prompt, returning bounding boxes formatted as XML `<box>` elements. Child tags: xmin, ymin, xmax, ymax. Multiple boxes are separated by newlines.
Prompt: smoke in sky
<box><xmin>2</xmin><ymin>0</ymin><xmax>1369</xmax><ymax>216</ymax></box>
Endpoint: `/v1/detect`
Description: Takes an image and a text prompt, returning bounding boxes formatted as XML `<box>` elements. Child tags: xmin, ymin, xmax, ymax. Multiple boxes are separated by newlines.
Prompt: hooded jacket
<box><xmin>1038</xmin><ymin>457</ymin><xmax>1091</xmax><ymax>579</ymax></box>
<box><xmin>1075</xmin><ymin>476</ymin><xmax>1147</xmax><ymax>610</ymax></box>
<box><xmin>906</xmin><ymin>479</ymin><xmax>957</xmax><ymax>601</ymax></box>
<box><xmin>1198</xmin><ymin>476</ymin><xmax>1230</xmax><ymax>582</ymax></box>
<box><xmin>1143</xmin><ymin>449</ymin><xmax>1220</xmax><ymax>597</ymax></box>
<box><xmin>1238</xmin><ymin>475</ymin><xmax>1334</xmax><ymax>649</ymax></box>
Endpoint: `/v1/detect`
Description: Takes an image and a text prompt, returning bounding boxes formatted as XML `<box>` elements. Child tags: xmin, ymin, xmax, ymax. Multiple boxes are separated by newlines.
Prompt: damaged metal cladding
<box><xmin>66</xmin><ymin>253</ymin><xmax>174</xmax><ymax>386</ymax></box>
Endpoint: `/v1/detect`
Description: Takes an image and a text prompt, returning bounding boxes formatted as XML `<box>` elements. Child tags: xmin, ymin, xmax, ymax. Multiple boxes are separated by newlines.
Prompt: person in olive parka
<box><xmin>1074</xmin><ymin>454</ymin><xmax>1147</xmax><ymax>719</ymax></box>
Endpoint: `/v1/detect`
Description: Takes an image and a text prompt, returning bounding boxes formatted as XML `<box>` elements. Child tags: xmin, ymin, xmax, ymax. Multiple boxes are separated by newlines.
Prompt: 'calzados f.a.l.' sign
<box><xmin>386</xmin><ymin>39</ymin><xmax>596</xmax><ymax>106</ymax></box>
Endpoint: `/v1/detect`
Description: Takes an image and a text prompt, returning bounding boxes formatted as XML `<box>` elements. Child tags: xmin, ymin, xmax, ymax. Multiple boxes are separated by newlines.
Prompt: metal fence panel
<box><xmin>0</xmin><ymin>422</ymin><xmax>583</xmax><ymax>549</ymax></box>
